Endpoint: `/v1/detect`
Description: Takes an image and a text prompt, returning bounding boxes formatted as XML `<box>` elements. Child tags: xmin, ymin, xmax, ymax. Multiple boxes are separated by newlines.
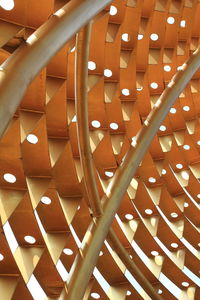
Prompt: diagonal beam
<box><xmin>74</xmin><ymin>23</ymin><xmax>163</xmax><ymax>300</ymax></box>
<box><xmin>67</xmin><ymin>47</ymin><xmax>200</xmax><ymax>299</ymax></box>
<box><xmin>0</xmin><ymin>0</ymin><xmax>112</xmax><ymax>138</ymax></box>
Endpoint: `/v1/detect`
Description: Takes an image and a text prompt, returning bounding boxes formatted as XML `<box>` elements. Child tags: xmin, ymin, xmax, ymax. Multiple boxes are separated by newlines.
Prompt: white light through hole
<box><xmin>171</xmin><ymin>243</ymin><xmax>178</xmax><ymax>248</ymax></box>
<box><xmin>181</xmin><ymin>281</ymin><xmax>189</xmax><ymax>287</ymax></box>
<box><xmin>110</xmin><ymin>122</ymin><xmax>118</xmax><ymax>130</ymax></box>
<box><xmin>41</xmin><ymin>196</ymin><xmax>51</xmax><ymax>205</ymax></box>
<box><xmin>148</xmin><ymin>177</ymin><xmax>156</xmax><ymax>183</ymax></box>
<box><xmin>197</xmin><ymin>140</ymin><xmax>200</xmax><ymax>145</ymax></box>
<box><xmin>104</xmin><ymin>69</ymin><xmax>112</xmax><ymax>77</ymax></box>
<box><xmin>24</xmin><ymin>235</ymin><xmax>36</xmax><ymax>244</ymax></box>
<box><xmin>88</xmin><ymin>61</ymin><xmax>96</xmax><ymax>70</ymax></box>
<box><xmin>170</xmin><ymin>107</ymin><xmax>176</xmax><ymax>114</ymax></box>
<box><xmin>122</xmin><ymin>88</ymin><xmax>130</xmax><ymax>96</ymax></box>
<box><xmin>184</xmin><ymin>202</ymin><xmax>189</xmax><ymax>208</ymax></box>
<box><xmin>171</xmin><ymin>212</ymin><xmax>178</xmax><ymax>218</ymax></box>
<box><xmin>164</xmin><ymin>65</ymin><xmax>171</xmax><ymax>72</ymax></box>
<box><xmin>137</xmin><ymin>34</ymin><xmax>143</xmax><ymax>40</ymax></box>
<box><xmin>109</xmin><ymin>5</ymin><xmax>117</xmax><ymax>16</ymax></box>
<box><xmin>176</xmin><ymin>163</ymin><xmax>183</xmax><ymax>169</ymax></box>
<box><xmin>125</xmin><ymin>214</ymin><xmax>133</xmax><ymax>220</ymax></box>
<box><xmin>27</xmin><ymin>134</ymin><xmax>38</xmax><ymax>144</ymax></box>
<box><xmin>150</xmin><ymin>82</ymin><xmax>158</xmax><ymax>89</ymax></box>
<box><xmin>183</xmin><ymin>105</ymin><xmax>190</xmax><ymax>111</ymax></box>
<box><xmin>180</xmin><ymin>20</ymin><xmax>186</xmax><ymax>28</ymax></box>
<box><xmin>122</xmin><ymin>33</ymin><xmax>129</xmax><ymax>42</ymax></box>
<box><xmin>105</xmin><ymin>171</ymin><xmax>114</xmax><ymax>178</ymax></box>
<box><xmin>126</xmin><ymin>290</ymin><xmax>132</xmax><ymax>296</ymax></box>
<box><xmin>167</xmin><ymin>17</ymin><xmax>175</xmax><ymax>24</ymax></box>
<box><xmin>0</xmin><ymin>253</ymin><xmax>4</xmax><ymax>261</ymax></box>
<box><xmin>150</xmin><ymin>33</ymin><xmax>159</xmax><ymax>41</ymax></box>
<box><xmin>91</xmin><ymin>292</ymin><xmax>100</xmax><ymax>299</ymax></box>
<box><xmin>145</xmin><ymin>209</ymin><xmax>153</xmax><ymax>215</ymax></box>
<box><xmin>151</xmin><ymin>250</ymin><xmax>159</xmax><ymax>256</ymax></box>
<box><xmin>162</xmin><ymin>169</ymin><xmax>167</xmax><ymax>175</ymax></box>
<box><xmin>3</xmin><ymin>173</ymin><xmax>16</xmax><ymax>183</ymax></box>
<box><xmin>158</xmin><ymin>289</ymin><xmax>163</xmax><ymax>294</ymax></box>
<box><xmin>99</xmin><ymin>251</ymin><xmax>103</xmax><ymax>256</ymax></box>
<box><xmin>0</xmin><ymin>0</ymin><xmax>14</xmax><ymax>10</ymax></box>
<box><xmin>159</xmin><ymin>125</ymin><xmax>166</xmax><ymax>131</ymax></box>
<box><xmin>181</xmin><ymin>171</ymin><xmax>189</xmax><ymax>180</ymax></box>
<box><xmin>91</xmin><ymin>120</ymin><xmax>101</xmax><ymax>128</ymax></box>
<box><xmin>63</xmin><ymin>248</ymin><xmax>73</xmax><ymax>255</ymax></box>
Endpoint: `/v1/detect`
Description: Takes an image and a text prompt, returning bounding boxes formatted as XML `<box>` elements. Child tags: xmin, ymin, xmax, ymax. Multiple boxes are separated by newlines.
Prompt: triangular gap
<box><xmin>45</xmin><ymin>232</ymin><xmax>70</xmax><ymax>264</ymax></box>
<box><xmin>48</xmin><ymin>139</ymin><xmax>68</xmax><ymax>168</ymax></box>
<box><xmin>20</xmin><ymin>110</ymin><xmax>43</xmax><ymax>142</ymax></box>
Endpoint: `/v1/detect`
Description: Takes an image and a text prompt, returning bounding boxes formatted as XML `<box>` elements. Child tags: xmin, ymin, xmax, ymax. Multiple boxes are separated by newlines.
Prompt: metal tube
<box><xmin>0</xmin><ymin>0</ymin><xmax>112</xmax><ymax>138</ymax></box>
<box><xmin>74</xmin><ymin>24</ymin><xmax>162</xmax><ymax>300</ymax></box>
<box><xmin>67</xmin><ymin>47</ymin><xmax>200</xmax><ymax>299</ymax></box>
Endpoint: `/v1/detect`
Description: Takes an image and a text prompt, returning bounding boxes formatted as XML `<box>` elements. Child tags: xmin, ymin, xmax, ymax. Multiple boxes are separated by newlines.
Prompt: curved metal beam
<box><xmin>74</xmin><ymin>23</ymin><xmax>162</xmax><ymax>300</ymax></box>
<box><xmin>67</xmin><ymin>47</ymin><xmax>200</xmax><ymax>299</ymax></box>
<box><xmin>0</xmin><ymin>0</ymin><xmax>112</xmax><ymax>138</ymax></box>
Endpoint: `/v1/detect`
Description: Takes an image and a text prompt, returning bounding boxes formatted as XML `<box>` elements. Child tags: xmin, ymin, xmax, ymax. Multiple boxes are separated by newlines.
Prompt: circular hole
<box><xmin>164</xmin><ymin>65</ymin><xmax>171</xmax><ymax>72</ymax></box>
<box><xmin>161</xmin><ymin>169</ymin><xmax>167</xmax><ymax>175</ymax></box>
<box><xmin>125</xmin><ymin>214</ymin><xmax>133</xmax><ymax>220</ymax></box>
<box><xmin>177</xmin><ymin>65</ymin><xmax>183</xmax><ymax>71</ymax></box>
<box><xmin>41</xmin><ymin>196</ymin><xmax>51</xmax><ymax>205</ymax></box>
<box><xmin>91</xmin><ymin>120</ymin><xmax>101</xmax><ymax>128</ymax></box>
<box><xmin>136</xmin><ymin>86</ymin><xmax>143</xmax><ymax>91</ymax></box>
<box><xmin>109</xmin><ymin>5</ymin><xmax>117</xmax><ymax>16</ymax></box>
<box><xmin>104</xmin><ymin>69</ymin><xmax>112</xmax><ymax>77</ymax></box>
<box><xmin>171</xmin><ymin>243</ymin><xmax>178</xmax><ymax>248</ymax></box>
<box><xmin>122</xmin><ymin>33</ymin><xmax>130</xmax><ymax>42</ymax></box>
<box><xmin>170</xmin><ymin>107</ymin><xmax>176</xmax><ymax>114</ymax></box>
<box><xmin>150</xmin><ymin>33</ymin><xmax>159</xmax><ymax>41</ymax></box>
<box><xmin>159</xmin><ymin>125</ymin><xmax>166</xmax><ymax>132</ymax></box>
<box><xmin>137</xmin><ymin>34</ymin><xmax>143</xmax><ymax>40</ymax></box>
<box><xmin>26</xmin><ymin>134</ymin><xmax>38</xmax><ymax>144</ymax></box>
<box><xmin>24</xmin><ymin>235</ymin><xmax>36</xmax><ymax>244</ymax></box>
<box><xmin>176</xmin><ymin>163</ymin><xmax>183</xmax><ymax>169</ymax></box>
<box><xmin>196</xmin><ymin>140</ymin><xmax>200</xmax><ymax>146</ymax></box>
<box><xmin>129</xmin><ymin>255</ymin><xmax>133</xmax><ymax>259</ymax></box>
<box><xmin>171</xmin><ymin>212</ymin><xmax>178</xmax><ymax>218</ymax></box>
<box><xmin>183</xmin><ymin>145</ymin><xmax>190</xmax><ymax>150</ymax></box>
<box><xmin>105</xmin><ymin>171</ymin><xmax>114</xmax><ymax>178</ymax></box>
<box><xmin>3</xmin><ymin>173</ymin><xmax>16</xmax><ymax>183</ymax></box>
<box><xmin>180</xmin><ymin>20</ymin><xmax>186</xmax><ymax>28</ymax></box>
<box><xmin>88</xmin><ymin>61</ymin><xmax>96</xmax><ymax>70</ymax></box>
<box><xmin>91</xmin><ymin>293</ymin><xmax>100</xmax><ymax>299</ymax></box>
<box><xmin>145</xmin><ymin>209</ymin><xmax>153</xmax><ymax>215</ymax></box>
<box><xmin>151</xmin><ymin>250</ymin><xmax>159</xmax><ymax>256</ymax></box>
<box><xmin>99</xmin><ymin>251</ymin><xmax>103</xmax><ymax>256</ymax></box>
<box><xmin>181</xmin><ymin>281</ymin><xmax>189</xmax><ymax>287</ymax></box>
<box><xmin>121</xmin><ymin>88</ymin><xmax>130</xmax><ymax>96</ymax></box>
<box><xmin>167</xmin><ymin>17</ymin><xmax>175</xmax><ymax>24</ymax></box>
<box><xmin>0</xmin><ymin>0</ymin><xmax>14</xmax><ymax>10</ymax></box>
<box><xmin>150</xmin><ymin>82</ymin><xmax>158</xmax><ymax>89</ymax></box>
<box><xmin>184</xmin><ymin>202</ymin><xmax>189</xmax><ymax>208</ymax></box>
<box><xmin>0</xmin><ymin>253</ymin><xmax>4</xmax><ymax>261</ymax></box>
<box><xmin>157</xmin><ymin>289</ymin><xmax>163</xmax><ymax>295</ymax></box>
<box><xmin>148</xmin><ymin>177</ymin><xmax>156</xmax><ymax>183</ymax></box>
<box><xmin>110</xmin><ymin>122</ymin><xmax>118</xmax><ymax>130</ymax></box>
<box><xmin>63</xmin><ymin>248</ymin><xmax>73</xmax><ymax>255</ymax></box>
<box><xmin>126</xmin><ymin>290</ymin><xmax>132</xmax><ymax>296</ymax></box>
<box><xmin>197</xmin><ymin>194</ymin><xmax>200</xmax><ymax>199</ymax></box>
<box><xmin>183</xmin><ymin>105</ymin><xmax>190</xmax><ymax>112</ymax></box>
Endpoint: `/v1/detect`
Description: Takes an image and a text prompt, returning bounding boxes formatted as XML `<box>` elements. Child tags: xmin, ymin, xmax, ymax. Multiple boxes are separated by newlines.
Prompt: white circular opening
<box><xmin>24</xmin><ymin>235</ymin><xmax>36</xmax><ymax>244</ymax></box>
<box><xmin>63</xmin><ymin>248</ymin><xmax>73</xmax><ymax>255</ymax></box>
<box><xmin>150</xmin><ymin>82</ymin><xmax>158</xmax><ymax>89</ymax></box>
<box><xmin>0</xmin><ymin>0</ymin><xmax>14</xmax><ymax>11</ymax></box>
<box><xmin>104</xmin><ymin>69</ymin><xmax>112</xmax><ymax>77</ymax></box>
<box><xmin>41</xmin><ymin>196</ymin><xmax>51</xmax><ymax>205</ymax></box>
<box><xmin>151</xmin><ymin>250</ymin><xmax>159</xmax><ymax>256</ymax></box>
<box><xmin>91</xmin><ymin>120</ymin><xmax>101</xmax><ymax>128</ymax></box>
<box><xmin>161</xmin><ymin>169</ymin><xmax>167</xmax><ymax>175</ymax></box>
<box><xmin>157</xmin><ymin>289</ymin><xmax>163</xmax><ymax>295</ymax></box>
<box><xmin>167</xmin><ymin>17</ymin><xmax>175</xmax><ymax>24</ymax></box>
<box><xmin>99</xmin><ymin>251</ymin><xmax>103</xmax><ymax>256</ymax></box>
<box><xmin>181</xmin><ymin>281</ymin><xmax>189</xmax><ymax>287</ymax></box>
<box><xmin>183</xmin><ymin>105</ymin><xmax>190</xmax><ymax>112</ymax></box>
<box><xmin>109</xmin><ymin>5</ymin><xmax>117</xmax><ymax>16</ymax></box>
<box><xmin>184</xmin><ymin>202</ymin><xmax>189</xmax><ymax>208</ymax></box>
<box><xmin>126</xmin><ymin>290</ymin><xmax>132</xmax><ymax>296</ymax></box>
<box><xmin>176</xmin><ymin>163</ymin><xmax>183</xmax><ymax>169</ymax></box>
<box><xmin>122</xmin><ymin>88</ymin><xmax>130</xmax><ymax>96</ymax></box>
<box><xmin>150</xmin><ymin>33</ymin><xmax>159</xmax><ymax>41</ymax></box>
<box><xmin>181</xmin><ymin>171</ymin><xmax>189</xmax><ymax>181</ymax></box>
<box><xmin>88</xmin><ymin>61</ymin><xmax>96</xmax><ymax>70</ymax></box>
<box><xmin>26</xmin><ymin>134</ymin><xmax>38</xmax><ymax>144</ymax></box>
<box><xmin>171</xmin><ymin>243</ymin><xmax>178</xmax><ymax>248</ymax></box>
<box><xmin>110</xmin><ymin>122</ymin><xmax>118</xmax><ymax>130</ymax></box>
<box><xmin>159</xmin><ymin>125</ymin><xmax>166</xmax><ymax>132</ymax></box>
<box><xmin>3</xmin><ymin>173</ymin><xmax>16</xmax><ymax>183</ymax></box>
<box><xmin>197</xmin><ymin>194</ymin><xmax>200</xmax><ymax>199</ymax></box>
<box><xmin>148</xmin><ymin>177</ymin><xmax>156</xmax><ymax>183</ymax></box>
<box><xmin>91</xmin><ymin>293</ymin><xmax>100</xmax><ymax>299</ymax></box>
<box><xmin>171</xmin><ymin>212</ymin><xmax>178</xmax><ymax>218</ymax></box>
<box><xmin>137</xmin><ymin>34</ymin><xmax>143</xmax><ymax>40</ymax></box>
<box><xmin>180</xmin><ymin>20</ymin><xmax>186</xmax><ymax>28</ymax></box>
<box><xmin>145</xmin><ymin>209</ymin><xmax>153</xmax><ymax>215</ymax></box>
<box><xmin>105</xmin><ymin>171</ymin><xmax>114</xmax><ymax>178</ymax></box>
<box><xmin>136</xmin><ymin>86</ymin><xmax>143</xmax><ymax>91</ymax></box>
<box><xmin>183</xmin><ymin>145</ymin><xmax>190</xmax><ymax>150</ymax></box>
<box><xmin>197</xmin><ymin>140</ymin><xmax>200</xmax><ymax>146</ymax></box>
<box><xmin>170</xmin><ymin>107</ymin><xmax>176</xmax><ymax>114</ymax></box>
<box><xmin>125</xmin><ymin>214</ymin><xmax>133</xmax><ymax>220</ymax></box>
<box><xmin>0</xmin><ymin>253</ymin><xmax>4</xmax><ymax>261</ymax></box>
<box><xmin>122</xmin><ymin>33</ymin><xmax>129</xmax><ymax>42</ymax></box>
<box><xmin>164</xmin><ymin>65</ymin><xmax>171</xmax><ymax>72</ymax></box>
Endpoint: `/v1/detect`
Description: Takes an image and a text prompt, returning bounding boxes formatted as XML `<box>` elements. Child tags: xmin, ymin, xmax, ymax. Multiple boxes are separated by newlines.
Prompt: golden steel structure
<box><xmin>0</xmin><ymin>1</ymin><xmax>199</xmax><ymax>300</ymax></box>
